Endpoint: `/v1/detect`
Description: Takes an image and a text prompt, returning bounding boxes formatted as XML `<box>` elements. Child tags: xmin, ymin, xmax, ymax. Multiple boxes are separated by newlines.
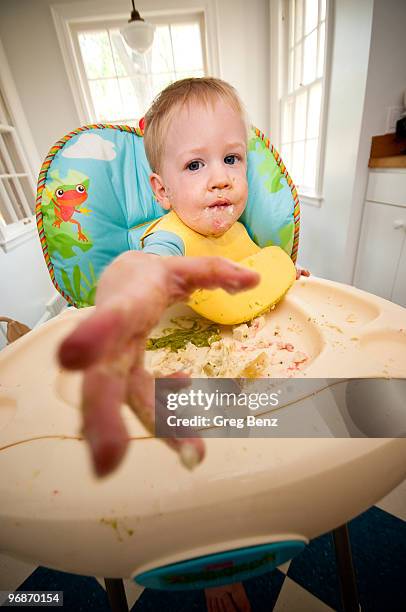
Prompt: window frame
<box><xmin>51</xmin><ymin>0</ymin><xmax>221</xmax><ymax>126</ymax></box>
<box><xmin>270</xmin><ymin>0</ymin><xmax>333</xmax><ymax>207</ymax></box>
<box><xmin>69</xmin><ymin>13</ymin><xmax>208</xmax><ymax>124</ymax></box>
<box><xmin>0</xmin><ymin>41</ymin><xmax>41</xmax><ymax>251</ymax></box>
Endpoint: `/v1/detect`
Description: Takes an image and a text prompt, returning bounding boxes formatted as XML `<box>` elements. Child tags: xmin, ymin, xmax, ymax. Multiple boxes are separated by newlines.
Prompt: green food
<box><xmin>146</xmin><ymin>317</ymin><xmax>221</xmax><ymax>352</ymax></box>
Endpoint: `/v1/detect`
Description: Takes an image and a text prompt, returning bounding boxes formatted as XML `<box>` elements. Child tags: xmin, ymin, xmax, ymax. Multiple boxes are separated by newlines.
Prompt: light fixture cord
<box><xmin>129</xmin><ymin>0</ymin><xmax>143</xmax><ymax>22</ymax></box>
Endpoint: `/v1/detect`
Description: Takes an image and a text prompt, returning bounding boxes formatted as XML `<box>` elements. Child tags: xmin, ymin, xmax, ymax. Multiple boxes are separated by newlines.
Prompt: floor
<box><xmin>0</xmin><ymin>480</ymin><xmax>405</xmax><ymax>611</ymax></box>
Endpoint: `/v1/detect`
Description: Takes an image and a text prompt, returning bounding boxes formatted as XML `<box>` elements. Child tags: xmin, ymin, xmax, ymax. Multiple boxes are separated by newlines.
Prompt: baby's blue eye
<box><xmin>187</xmin><ymin>160</ymin><xmax>203</xmax><ymax>171</ymax></box>
<box><xmin>224</xmin><ymin>155</ymin><xmax>237</xmax><ymax>165</ymax></box>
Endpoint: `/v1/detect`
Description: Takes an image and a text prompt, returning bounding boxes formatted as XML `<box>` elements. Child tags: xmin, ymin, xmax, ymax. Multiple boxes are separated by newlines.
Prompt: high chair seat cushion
<box><xmin>36</xmin><ymin>124</ymin><xmax>299</xmax><ymax>308</ymax></box>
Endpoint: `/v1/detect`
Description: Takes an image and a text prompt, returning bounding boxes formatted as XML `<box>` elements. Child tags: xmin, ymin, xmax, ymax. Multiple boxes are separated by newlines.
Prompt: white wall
<box><xmin>297</xmin><ymin>0</ymin><xmax>406</xmax><ymax>283</ymax></box>
<box><xmin>215</xmin><ymin>0</ymin><xmax>270</xmax><ymax>132</ymax></box>
<box><xmin>0</xmin><ymin>0</ymin><xmax>81</xmax><ymax>161</ymax></box>
<box><xmin>0</xmin><ymin>235</ymin><xmax>56</xmax><ymax>349</ymax></box>
<box><xmin>0</xmin><ymin>234</ymin><xmax>55</xmax><ymax>324</ymax></box>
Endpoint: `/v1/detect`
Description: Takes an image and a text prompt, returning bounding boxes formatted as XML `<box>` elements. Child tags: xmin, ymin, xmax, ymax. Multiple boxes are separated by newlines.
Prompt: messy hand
<box><xmin>58</xmin><ymin>252</ymin><xmax>259</xmax><ymax>477</ymax></box>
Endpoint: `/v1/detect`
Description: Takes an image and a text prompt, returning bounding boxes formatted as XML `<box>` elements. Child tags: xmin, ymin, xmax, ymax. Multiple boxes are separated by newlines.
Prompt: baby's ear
<box><xmin>150</xmin><ymin>173</ymin><xmax>171</xmax><ymax>210</ymax></box>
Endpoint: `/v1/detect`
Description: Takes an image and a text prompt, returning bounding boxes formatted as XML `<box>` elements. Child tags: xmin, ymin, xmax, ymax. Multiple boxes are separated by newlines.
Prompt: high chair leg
<box><xmin>104</xmin><ymin>578</ymin><xmax>129</xmax><ymax>612</ymax></box>
<box><xmin>332</xmin><ymin>523</ymin><xmax>360</xmax><ymax>612</ymax></box>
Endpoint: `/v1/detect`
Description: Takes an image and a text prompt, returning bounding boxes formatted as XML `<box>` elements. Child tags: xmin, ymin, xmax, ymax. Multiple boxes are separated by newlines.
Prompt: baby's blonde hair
<box><xmin>143</xmin><ymin>77</ymin><xmax>248</xmax><ymax>173</ymax></box>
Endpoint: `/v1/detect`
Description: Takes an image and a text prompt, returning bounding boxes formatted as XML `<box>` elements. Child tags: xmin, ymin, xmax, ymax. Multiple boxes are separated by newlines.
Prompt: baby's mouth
<box><xmin>206</xmin><ymin>199</ymin><xmax>233</xmax><ymax>210</ymax></box>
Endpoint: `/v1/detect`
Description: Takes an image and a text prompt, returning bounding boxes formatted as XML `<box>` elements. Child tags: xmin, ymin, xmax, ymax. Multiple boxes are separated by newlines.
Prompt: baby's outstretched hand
<box><xmin>58</xmin><ymin>252</ymin><xmax>259</xmax><ymax>477</ymax></box>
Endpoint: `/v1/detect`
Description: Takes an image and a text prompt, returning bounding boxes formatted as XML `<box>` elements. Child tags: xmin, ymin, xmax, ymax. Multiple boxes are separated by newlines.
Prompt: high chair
<box><xmin>1</xmin><ymin>121</ymin><xmax>405</xmax><ymax>612</ymax></box>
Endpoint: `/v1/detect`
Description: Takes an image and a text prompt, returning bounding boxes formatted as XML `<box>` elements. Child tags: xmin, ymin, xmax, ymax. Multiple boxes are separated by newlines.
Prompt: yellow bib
<box><xmin>141</xmin><ymin>211</ymin><xmax>296</xmax><ymax>325</ymax></box>
<box><xmin>141</xmin><ymin>210</ymin><xmax>260</xmax><ymax>260</ymax></box>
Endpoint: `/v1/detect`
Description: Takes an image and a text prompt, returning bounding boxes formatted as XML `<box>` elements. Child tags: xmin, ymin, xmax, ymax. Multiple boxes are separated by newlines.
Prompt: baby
<box><xmin>59</xmin><ymin>77</ymin><xmax>306</xmax><ymax>480</ymax></box>
<box><xmin>141</xmin><ymin>77</ymin><xmax>256</xmax><ymax>262</ymax></box>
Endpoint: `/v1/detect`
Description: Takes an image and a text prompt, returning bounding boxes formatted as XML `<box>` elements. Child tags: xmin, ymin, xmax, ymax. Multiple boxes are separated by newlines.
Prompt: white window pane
<box><xmin>282</xmin><ymin>99</ymin><xmax>293</xmax><ymax>143</ymax></box>
<box><xmin>303</xmin><ymin>29</ymin><xmax>317</xmax><ymax>85</ymax></box>
<box><xmin>79</xmin><ymin>31</ymin><xmax>116</xmax><ymax>78</ymax></box>
<box><xmin>151</xmin><ymin>73</ymin><xmax>176</xmax><ymax>98</ymax></box>
<box><xmin>288</xmin><ymin>50</ymin><xmax>294</xmax><ymax>92</ymax></box>
<box><xmin>295</xmin><ymin>0</ymin><xmax>303</xmax><ymax>42</ymax></box>
<box><xmin>175</xmin><ymin>69</ymin><xmax>205</xmax><ymax>81</ymax></box>
<box><xmin>117</xmin><ymin>78</ymin><xmax>145</xmax><ymax>119</ymax></box>
<box><xmin>304</xmin><ymin>0</ymin><xmax>318</xmax><ymax>35</ymax></box>
<box><xmin>292</xmin><ymin>141</ymin><xmax>305</xmax><ymax>186</ymax></box>
<box><xmin>303</xmin><ymin>138</ymin><xmax>317</xmax><ymax>190</ymax></box>
<box><xmin>289</xmin><ymin>0</ymin><xmax>295</xmax><ymax>47</ymax></box>
<box><xmin>171</xmin><ymin>23</ymin><xmax>203</xmax><ymax>72</ymax></box>
<box><xmin>89</xmin><ymin>79</ymin><xmax>122</xmax><ymax>120</ymax></box>
<box><xmin>109</xmin><ymin>31</ymin><xmax>127</xmax><ymax>77</ymax></box>
<box><xmin>320</xmin><ymin>0</ymin><xmax>326</xmax><ymax>22</ymax></box>
<box><xmin>307</xmin><ymin>82</ymin><xmax>322</xmax><ymax>138</ymax></box>
<box><xmin>281</xmin><ymin>144</ymin><xmax>292</xmax><ymax>173</ymax></box>
<box><xmin>2</xmin><ymin>180</ymin><xmax>20</xmax><ymax>222</ymax></box>
<box><xmin>317</xmin><ymin>22</ymin><xmax>325</xmax><ymax>77</ymax></box>
<box><xmin>76</xmin><ymin>14</ymin><xmax>207</xmax><ymax>124</ymax></box>
<box><xmin>151</xmin><ymin>26</ymin><xmax>175</xmax><ymax>73</ymax></box>
<box><xmin>294</xmin><ymin>91</ymin><xmax>307</xmax><ymax>141</ymax></box>
<box><xmin>113</xmin><ymin>30</ymin><xmax>150</xmax><ymax>78</ymax></box>
<box><xmin>294</xmin><ymin>43</ymin><xmax>302</xmax><ymax>89</ymax></box>
<box><xmin>136</xmin><ymin>76</ymin><xmax>153</xmax><ymax>117</ymax></box>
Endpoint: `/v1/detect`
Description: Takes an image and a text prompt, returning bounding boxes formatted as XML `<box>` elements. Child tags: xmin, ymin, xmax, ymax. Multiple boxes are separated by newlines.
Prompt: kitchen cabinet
<box><xmin>354</xmin><ymin>169</ymin><xmax>406</xmax><ymax>307</ymax></box>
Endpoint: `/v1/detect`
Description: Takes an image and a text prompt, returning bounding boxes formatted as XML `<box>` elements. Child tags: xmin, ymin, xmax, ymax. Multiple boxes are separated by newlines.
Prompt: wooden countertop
<box><xmin>369</xmin><ymin>155</ymin><xmax>406</xmax><ymax>169</ymax></box>
<box><xmin>369</xmin><ymin>132</ymin><xmax>406</xmax><ymax>168</ymax></box>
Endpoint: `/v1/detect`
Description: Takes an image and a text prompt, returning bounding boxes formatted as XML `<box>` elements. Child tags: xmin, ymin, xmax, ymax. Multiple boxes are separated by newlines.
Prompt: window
<box><xmin>70</xmin><ymin>13</ymin><xmax>207</xmax><ymax>124</ymax></box>
<box><xmin>0</xmin><ymin>86</ymin><xmax>36</xmax><ymax>248</ymax></box>
<box><xmin>278</xmin><ymin>0</ymin><xmax>330</xmax><ymax>203</ymax></box>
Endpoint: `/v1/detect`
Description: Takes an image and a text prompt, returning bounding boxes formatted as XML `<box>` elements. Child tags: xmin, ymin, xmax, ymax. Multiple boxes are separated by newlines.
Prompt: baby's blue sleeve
<box><xmin>142</xmin><ymin>230</ymin><xmax>185</xmax><ymax>256</ymax></box>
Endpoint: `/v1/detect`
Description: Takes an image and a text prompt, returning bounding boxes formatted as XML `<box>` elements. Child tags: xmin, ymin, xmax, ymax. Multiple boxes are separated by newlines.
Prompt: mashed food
<box><xmin>145</xmin><ymin>315</ymin><xmax>308</xmax><ymax>378</ymax></box>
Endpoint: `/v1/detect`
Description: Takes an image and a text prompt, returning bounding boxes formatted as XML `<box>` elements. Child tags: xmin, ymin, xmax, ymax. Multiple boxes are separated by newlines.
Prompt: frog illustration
<box><xmin>48</xmin><ymin>179</ymin><xmax>91</xmax><ymax>242</ymax></box>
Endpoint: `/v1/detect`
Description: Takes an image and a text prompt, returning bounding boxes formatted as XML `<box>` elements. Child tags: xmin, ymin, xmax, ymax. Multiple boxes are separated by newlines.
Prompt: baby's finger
<box><xmin>296</xmin><ymin>267</ymin><xmax>310</xmax><ymax>279</ymax></box>
<box><xmin>166</xmin><ymin>436</ymin><xmax>206</xmax><ymax>470</ymax></box>
<box><xmin>58</xmin><ymin>306</ymin><xmax>133</xmax><ymax>370</ymax></box>
<box><xmin>127</xmin><ymin>366</ymin><xmax>205</xmax><ymax>468</ymax></box>
<box><xmin>82</xmin><ymin>365</ymin><xmax>129</xmax><ymax>477</ymax></box>
<box><xmin>156</xmin><ymin>371</ymin><xmax>192</xmax><ymax>391</ymax></box>
<box><xmin>165</xmin><ymin>256</ymin><xmax>260</xmax><ymax>301</ymax></box>
<box><xmin>154</xmin><ymin>375</ymin><xmax>205</xmax><ymax>469</ymax></box>
<box><xmin>126</xmin><ymin>361</ymin><xmax>156</xmax><ymax>434</ymax></box>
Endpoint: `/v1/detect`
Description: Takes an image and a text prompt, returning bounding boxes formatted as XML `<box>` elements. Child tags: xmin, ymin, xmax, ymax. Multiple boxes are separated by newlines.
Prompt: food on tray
<box><xmin>188</xmin><ymin>246</ymin><xmax>296</xmax><ymax>325</ymax></box>
<box><xmin>145</xmin><ymin>314</ymin><xmax>308</xmax><ymax>378</ymax></box>
<box><xmin>146</xmin><ymin>317</ymin><xmax>220</xmax><ymax>352</ymax></box>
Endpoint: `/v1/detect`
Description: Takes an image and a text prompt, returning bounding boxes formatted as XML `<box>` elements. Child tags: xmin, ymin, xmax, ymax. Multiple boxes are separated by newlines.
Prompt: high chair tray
<box><xmin>0</xmin><ymin>276</ymin><xmax>405</xmax><ymax>578</ymax></box>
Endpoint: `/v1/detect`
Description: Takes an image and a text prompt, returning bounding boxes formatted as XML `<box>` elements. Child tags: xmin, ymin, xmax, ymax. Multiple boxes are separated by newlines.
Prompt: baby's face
<box><xmin>151</xmin><ymin>99</ymin><xmax>248</xmax><ymax>236</ymax></box>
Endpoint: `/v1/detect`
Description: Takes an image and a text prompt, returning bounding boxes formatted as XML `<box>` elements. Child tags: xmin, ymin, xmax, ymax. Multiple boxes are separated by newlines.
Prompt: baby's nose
<box><xmin>209</xmin><ymin>168</ymin><xmax>231</xmax><ymax>191</ymax></box>
<box><xmin>210</xmin><ymin>180</ymin><xmax>230</xmax><ymax>192</ymax></box>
